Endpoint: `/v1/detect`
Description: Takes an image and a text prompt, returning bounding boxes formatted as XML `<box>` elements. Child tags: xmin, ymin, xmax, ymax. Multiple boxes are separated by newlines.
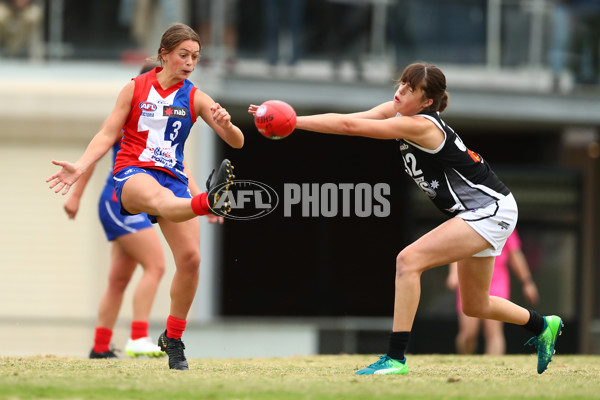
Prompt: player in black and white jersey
<box><xmin>287</xmin><ymin>63</ymin><xmax>562</xmax><ymax>375</ymax></box>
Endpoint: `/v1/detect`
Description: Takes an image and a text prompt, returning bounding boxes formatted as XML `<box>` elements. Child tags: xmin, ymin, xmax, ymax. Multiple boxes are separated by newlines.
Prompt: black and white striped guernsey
<box><xmin>398</xmin><ymin>111</ymin><xmax>510</xmax><ymax>217</ymax></box>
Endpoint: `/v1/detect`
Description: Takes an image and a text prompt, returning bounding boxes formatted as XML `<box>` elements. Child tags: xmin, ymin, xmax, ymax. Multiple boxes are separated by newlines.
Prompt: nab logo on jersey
<box><xmin>139</xmin><ymin>102</ymin><xmax>157</xmax><ymax>112</ymax></box>
<box><xmin>163</xmin><ymin>106</ymin><xmax>187</xmax><ymax>119</ymax></box>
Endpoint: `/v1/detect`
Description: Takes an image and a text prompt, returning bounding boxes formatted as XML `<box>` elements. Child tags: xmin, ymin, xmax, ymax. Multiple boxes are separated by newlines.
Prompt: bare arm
<box><xmin>248</xmin><ymin>100</ymin><xmax>440</xmax><ymax>144</ymax></box>
<box><xmin>46</xmin><ymin>81</ymin><xmax>134</xmax><ymax>195</ymax></box>
<box><xmin>63</xmin><ymin>164</ymin><xmax>96</xmax><ymax>219</ymax></box>
<box><xmin>508</xmin><ymin>249</ymin><xmax>540</xmax><ymax>305</ymax></box>
<box><xmin>195</xmin><ymin>90</ymin><xmax>244</xmax><ymax>149</ymax></box>
<box><xmin>248</xmin><ymin>101</ymin><xmax>396</xmax><ymax>121</ymax></box>
<box><xmin>248</xmin><ymin>96</ymin><xmax>446</xmax><ymax>148</ymax></box>
<box><xmin>446</xmin><ymin>262</ymin><xmax>459</xmax><ymax>291</ymax></box>
<box><xmin>294</xmin><ymin>111</ymin><xmax>441</xmax><ymax>148</ymax></box>
<box><xmin>345</xmin><ymin>101</ymin><xmax>397</xmax><ymax>119</ymax></box>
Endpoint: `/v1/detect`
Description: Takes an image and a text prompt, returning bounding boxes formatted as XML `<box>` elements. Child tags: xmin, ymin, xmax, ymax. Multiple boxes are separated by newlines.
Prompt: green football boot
<box><xmin>355</xmin><ymin>354</ymin><xmax>408</xmax><ymax>375</ymax></box>
<box><xmin>525</xmin><ymin>315</ymin><xmax>563</xmax><ymax>374</ymax></box>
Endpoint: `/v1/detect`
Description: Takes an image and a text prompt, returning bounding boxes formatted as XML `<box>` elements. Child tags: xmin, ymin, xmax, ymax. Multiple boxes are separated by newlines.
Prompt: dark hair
<box><xmin>140</xmin><ymin>61</ymin><xmax>159</xmax><ymax>74</ymax></box>
<box><xmin>397</xmin><ymin>63</ymin><xmax>449</xmax><ymax>112</ymax></box>
<box><xmin>155</xmin><ymin>23</ymin><xmax>202</xmax><ymax>65</ymax></box>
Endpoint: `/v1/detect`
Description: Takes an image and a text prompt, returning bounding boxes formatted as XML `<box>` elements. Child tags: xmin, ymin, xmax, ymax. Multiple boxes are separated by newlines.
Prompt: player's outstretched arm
<box><xmin>249</xmin><ymin>102</ymin><xmax>428</xmax><ymax>141</ymax></box>
<box><xmin>47</xmin><ymin>160</ymin><xmax>82</xmax><ymax>195</ymax></box>
<box><xmin>46</xmin><ymin>82</ymin><xmax>134</xmax><ymax>195</ymax></box>
<box><xmin>346</xmin><ymin>101</ymin><xmax>397</xmax><ymax>120</ymax></box>
<box><xmin>247</xmin><ymin>101</ymin><xmax>395</xmax><ymax>120</ymax></box>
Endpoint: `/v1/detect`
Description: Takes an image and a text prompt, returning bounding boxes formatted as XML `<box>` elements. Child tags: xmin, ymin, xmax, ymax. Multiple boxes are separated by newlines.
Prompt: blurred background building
<box><xmin>1</xmin><ymin>0</ymin><xmax>599</xmax><ymax>358</ymax></box>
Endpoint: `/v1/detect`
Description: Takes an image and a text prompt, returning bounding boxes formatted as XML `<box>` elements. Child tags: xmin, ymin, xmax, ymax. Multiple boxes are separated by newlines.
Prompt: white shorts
<box><xmin>456</xmin><ymin>193</ymin><xmax>518</xmax><ymax>257</ymax></box>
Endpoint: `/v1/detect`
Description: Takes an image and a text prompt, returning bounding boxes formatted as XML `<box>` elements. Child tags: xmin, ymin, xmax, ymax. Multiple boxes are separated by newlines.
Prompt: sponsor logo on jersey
<box><xmin>163</xmin><ymin>106</ymin><xmax>188</xmax><ymax>119</ymax></box>
<box><xmin>149</xmin><ymin>147</ymin><xmax>175</xmax><ymax>167</ymax></box>
<box><xmin>468</xmin><ymin>149</ymin><xmax>482</xmax><ymax>162</ymax></box>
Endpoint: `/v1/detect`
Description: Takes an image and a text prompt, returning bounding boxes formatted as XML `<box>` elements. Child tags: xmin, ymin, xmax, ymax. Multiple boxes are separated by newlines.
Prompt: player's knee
<box><xmin>155</xmin><ymin>262</ymin><xmax>166</xmax><ymax>278</ymax></box>
<box><xmin>145</xmin><ymin>260</ymin><xmax>166</xmax><ymax>279</ymax></box>
<box><xmin>461</xmin><ymin>302</ymin><xmax>486</xmax><ymax>318</ymax></box>
<box><xmin>175</xmin><ymin>249</ymin><xmax>201</xmax><ymax>275</ymax></box>
<box><xmin>108</xmin><ymin>272</ymin><xmax>131</xmax><ymax>292</ymax></box>
<box><xmin>462</xmin><ymin>330</ymin><xmax>478</xmax><ymax>341</ymax></box>
<box><xmin>395</xmin><ymin>250</ymin><xmax>420</xmax><ymax>278</ymax></box>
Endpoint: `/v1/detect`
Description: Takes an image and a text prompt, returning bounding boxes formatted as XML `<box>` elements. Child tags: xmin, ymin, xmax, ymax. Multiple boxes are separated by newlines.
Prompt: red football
<box><xmin>254</xmin><ymin>100</ymin><xmax>296</xmax><ymax>140</ymax></box>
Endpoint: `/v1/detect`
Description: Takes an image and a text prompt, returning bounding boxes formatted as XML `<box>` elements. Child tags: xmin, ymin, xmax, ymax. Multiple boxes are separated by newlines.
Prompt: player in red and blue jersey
<box><xmin>48</xmin><ymin>23</ymin><xmax>244</xmax><ymax>370</ymax></box>
<box><xmin>65</xmin><ymin>139</ymin><xmax>164</xmax><ymax>359</ymax></box>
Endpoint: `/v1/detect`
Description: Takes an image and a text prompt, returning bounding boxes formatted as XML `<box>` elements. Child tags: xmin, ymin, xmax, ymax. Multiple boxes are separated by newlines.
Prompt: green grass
<box><xmin>1</xmin><ymin>354</ymin><xmax>599</xmax><ymax>399</ymax></box>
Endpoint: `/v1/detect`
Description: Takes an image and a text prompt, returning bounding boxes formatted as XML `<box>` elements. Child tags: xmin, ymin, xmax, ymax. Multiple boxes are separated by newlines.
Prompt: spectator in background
<box><xmin>118</xmin><ymin>0</ymin><xmax>182</xmax><ymax>58</ymax></box>
<box><xmin>0</xmin><ymin>0</ymin><xmax>43</xmax><ymax>58</ymax></box>
<box><xmin>196</xmin><ymin>0</ymin><xmax>239</xmax><ymax>72</ymax></box>
<box><xmin>262</xmin><ymin>0</ymin><xmax>304</xmax><ymax>75</ymax></box>
<box><xmin>447</xmin><ymin>230</ymin><xmax>540</xmax><ymax>355</ymax></box>
<box><xmin>570</xmin><ymin>0</ymin><xmax>600</xmax><ymax>85</ymax></box>
<box><xmin>550</xmin><ymin>0</ymin><xmax>600</xmax><ymax>89</ymax></box>
<box><xmin>387</xmin><ymin>0</ymin><xmax>415</xmax><ymax>78</ymax></box>
<box><xmin>549</xmin><ymin>0</ymin><xmax>572</xmax><ymax>91</ymax></box>
<box><xmin>325</xmin><ymin>0</ymin><xmax>370</xmax><ymax>81</ymax></box>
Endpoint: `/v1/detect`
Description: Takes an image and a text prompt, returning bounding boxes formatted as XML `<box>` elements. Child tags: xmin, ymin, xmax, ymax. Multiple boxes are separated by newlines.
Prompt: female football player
<box><xmin>48</xmin><ymin>23</ymin><xmax>243</xmax><ymax>370</ymax></box>
<box><xmin>447</xmin><ymin>230</ymin><xmax>540</xmax><ymax>355</ymax></box>
<box><xmin>249</xmin><ymin>62</ymin><xmax>561</xmax><ymax>375</ymax></box>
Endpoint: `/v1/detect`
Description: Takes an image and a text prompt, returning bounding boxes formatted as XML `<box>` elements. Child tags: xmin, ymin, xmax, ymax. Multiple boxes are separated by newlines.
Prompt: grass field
<box><xmin>1</xmin><ymin>354</ymin><xmax>599</xmax><ymax>399</ymax></box>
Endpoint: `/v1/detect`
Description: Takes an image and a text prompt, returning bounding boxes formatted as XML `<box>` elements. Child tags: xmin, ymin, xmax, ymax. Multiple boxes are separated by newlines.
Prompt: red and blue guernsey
<box><xmin>114</xmin><ymin>67</ymin><xmax>197</xmax><ymax>183</ymax></box>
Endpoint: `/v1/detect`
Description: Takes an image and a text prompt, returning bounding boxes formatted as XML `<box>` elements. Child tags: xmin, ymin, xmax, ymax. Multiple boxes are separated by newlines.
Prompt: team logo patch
<box><xmin>498</xmin><ymin>221</ymin><xmax>510</xmax><ymax>230</ymax></box>
<box><xmin>163</xmin><ymin>106</ymin><xmax>187</xmax><ymax>119</ymax></box>
<box><xmin>139</xmin><ymin>101</ymin><xmax>157</xmax><ymax>111</ymax></box>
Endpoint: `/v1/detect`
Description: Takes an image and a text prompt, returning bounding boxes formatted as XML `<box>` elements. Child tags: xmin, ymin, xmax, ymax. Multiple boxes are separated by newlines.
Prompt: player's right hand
<box><xmin>46</xmin><ymin>160</ymin><xmax>81</xmax><ymax>195</ymax></box>
<box><xmin>247</xmin><ymin>104</ymin><xmax>259</xmax><ymax>115</ymax></box>
<box><xmin>206</xmin><ymin>214</ymin><xmax>224</xmax><ymax>225</ymax></box>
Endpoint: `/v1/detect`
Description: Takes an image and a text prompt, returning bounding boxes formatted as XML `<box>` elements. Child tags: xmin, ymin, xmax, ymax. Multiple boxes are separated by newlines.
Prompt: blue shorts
<box><xmin>113</xmin><ymin>167</ymin><xmax>192</xmax><ymax>222</ymax></box>
<box><xmin>98</xmin><ymin>183</ymin><xmax>153</xmax><ymax>241</ymax></box>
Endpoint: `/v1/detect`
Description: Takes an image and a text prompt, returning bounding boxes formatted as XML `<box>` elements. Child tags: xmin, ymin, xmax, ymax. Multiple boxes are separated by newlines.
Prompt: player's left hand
<box><xmin>210</xmin><ymin>103</ymin><xmax>232</xmax><ymax>129</ymax></box>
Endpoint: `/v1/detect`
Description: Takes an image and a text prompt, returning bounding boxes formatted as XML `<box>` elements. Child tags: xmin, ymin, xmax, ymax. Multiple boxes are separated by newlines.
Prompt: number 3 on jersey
<box><xmin>165</xmin><ymin>120</ymin><xmax>182</xmax><ymax>142</ymax></box>
<box><xmin>402</xmin><ymin>152</ymin><xmax>422</xmax><ymax>178</ymax></box>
